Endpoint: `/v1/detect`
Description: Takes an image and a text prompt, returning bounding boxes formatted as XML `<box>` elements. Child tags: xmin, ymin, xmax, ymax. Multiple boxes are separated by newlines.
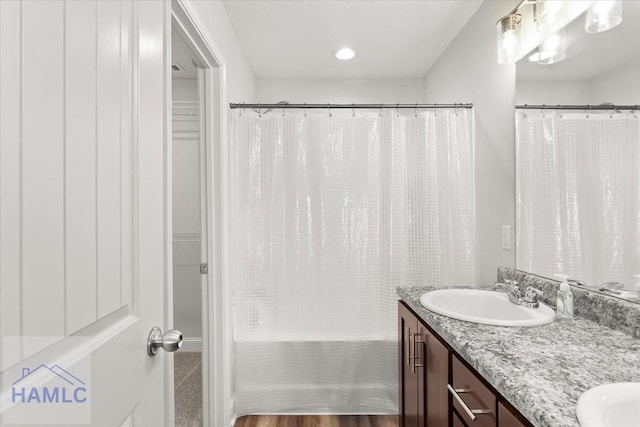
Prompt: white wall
<box><xmin>256</xmin><ymin>78</ymin><xmax>424</xmax><ymax>103</ymax></box>
<box><xmin>516</xmin><ymin>80</ymin><xmax>590</xmax><ymax>105</ymax></box>
<box><xmin>516</xmin><ymin>56</ymin><xmax>640</xmax><ymax>106</ymax></box>
<box><xmin>422</xmin><ymin>0</ymin><xmax>518</xmax><ymax>286</ymax></box>
<box><xmin>589</xmin><ymin>56</ymin><xmax>640</xmax><ymax>105</ymax></box>
<box><xmin>172</xmin><ymin>78</ymin><xmax>198</xmax><ymax>102</ymax></box>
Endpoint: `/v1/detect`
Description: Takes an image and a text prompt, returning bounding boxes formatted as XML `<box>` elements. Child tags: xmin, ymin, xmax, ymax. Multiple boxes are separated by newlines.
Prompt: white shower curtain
<box><xmin>230</xmin><ymin>108</ymin><xmax>475</xmax><ymax>415</ymax></box>
<box><xmin>516</xmin><ymin>109</ymin><xmax>640</xmax><ymax>289</ymax></box>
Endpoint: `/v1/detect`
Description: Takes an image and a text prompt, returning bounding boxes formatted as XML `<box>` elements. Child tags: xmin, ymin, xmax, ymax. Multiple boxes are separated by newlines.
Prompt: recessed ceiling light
<box><xmin>334</xmin><ymin>47</ymin><xmax>356</xmax><ymax>61</ymax></box>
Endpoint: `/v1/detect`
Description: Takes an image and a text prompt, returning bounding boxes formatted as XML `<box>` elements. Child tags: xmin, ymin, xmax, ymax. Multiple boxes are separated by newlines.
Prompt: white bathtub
<box><xmin>233</xmin><ymin>339</ymin><xmax>398</xmax><ymax>416</ymax></box>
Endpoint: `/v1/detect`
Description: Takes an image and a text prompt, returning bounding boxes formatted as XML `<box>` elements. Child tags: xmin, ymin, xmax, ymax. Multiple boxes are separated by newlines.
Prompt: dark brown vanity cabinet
<box><xmin>398</xmin><ymin>301</ymin><xmax>531</xmax><ymax>427</ymax></box>
<box><xmin>399</xmin><ymin>302</ymin><xmax>449</xmax><ymax>427</ymax></box>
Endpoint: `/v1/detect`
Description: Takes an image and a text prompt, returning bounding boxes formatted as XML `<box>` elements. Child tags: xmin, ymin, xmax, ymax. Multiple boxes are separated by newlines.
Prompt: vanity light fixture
<box><xmin>333</xmin><ymin>47</ymin><xmax>357</xmax><ymax>61</ymax></box>
<box><xmin>585</xmin><ymin>0</ymin><xmax>623</xmax><ymax>33</ymax></box>
<box><xmin>496</xmin><ymin>14</ymin><xmax>522</xmax><ymax>64</ymax></box>
<box><xmin>534</xmin><ymin>30</ymin><xmax>566</xmax><ymax>65</ymax></box>
<box><xmin>535</xmin><ymin>0</ymin><xmax>569</xmax><ymax>33</ymax></box>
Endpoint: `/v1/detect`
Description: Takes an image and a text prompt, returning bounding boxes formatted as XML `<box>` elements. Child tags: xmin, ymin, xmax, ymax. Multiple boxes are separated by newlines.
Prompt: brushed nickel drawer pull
<box><xmin>447</xmin><ymin>384</ymin><xmax>491</xmax><ymax>421</ymax></box>
<box><xmin>406</xmin><ymin>327</ymin><xmax>412</xmax><ymax>366</ymax></box>
<box><xmin>412</xmin><ymin>333</ymin><xmax>424</xmax><ymax>372</ymax></box>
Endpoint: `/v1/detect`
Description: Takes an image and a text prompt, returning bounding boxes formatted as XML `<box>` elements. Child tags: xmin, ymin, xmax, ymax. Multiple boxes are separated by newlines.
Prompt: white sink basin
<box><xmin>419</xmin><ymin>289</ymin><xmax>555</xmax><ymax>327</ymax></box>
<box><xmin>577</xmin><ymin>383</ymin><xmax>640</xmax><ymax>427</ymax></box>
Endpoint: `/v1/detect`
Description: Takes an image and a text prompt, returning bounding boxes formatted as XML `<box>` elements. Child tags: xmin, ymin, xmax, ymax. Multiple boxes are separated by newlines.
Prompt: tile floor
<box><xmin>174</xmin><ymin>352</ymin><xmax>203</xmax><ymax>427</ymax></box>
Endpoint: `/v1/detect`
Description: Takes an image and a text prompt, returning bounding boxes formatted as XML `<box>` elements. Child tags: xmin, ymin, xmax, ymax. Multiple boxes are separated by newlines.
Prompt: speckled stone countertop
<box><xmin>397</xmin><ymin>286</ymin><xmax>640</xmax><ymax>427</ymax></box>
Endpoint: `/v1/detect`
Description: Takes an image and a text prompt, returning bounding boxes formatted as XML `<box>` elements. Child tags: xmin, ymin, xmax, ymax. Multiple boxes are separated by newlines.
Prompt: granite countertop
<box><xmin>397</xmin><ymin>286</ymin><xmax>640</xmax><ymax>427</ymax></box>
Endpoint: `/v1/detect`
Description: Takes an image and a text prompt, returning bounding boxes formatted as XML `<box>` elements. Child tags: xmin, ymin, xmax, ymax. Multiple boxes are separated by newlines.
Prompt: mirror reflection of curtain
<box><xmin>230</xmin><ymin>108</ymin><xmax>475</xmax><ymax>415</ymax></box>
<box><xmin>516</xmin><ymin>109</ymin><xmax>640</xmax><ymax>289</ymax></box>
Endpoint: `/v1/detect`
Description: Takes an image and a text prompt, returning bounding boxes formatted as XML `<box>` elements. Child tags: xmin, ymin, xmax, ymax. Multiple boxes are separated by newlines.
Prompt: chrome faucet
<box><xmin>493</xmin><ymin>280</ymin><xmax>544</xmax><ymax>309</ymax></box>
<box><xmin>493</xmin><ymin>280</ymin><xmax>523</xmax><ymax>304</ymax></box>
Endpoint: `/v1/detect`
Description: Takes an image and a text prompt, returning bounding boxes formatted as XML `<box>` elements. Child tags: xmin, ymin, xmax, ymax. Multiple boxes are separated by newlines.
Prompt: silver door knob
<box><xmin>147</xmin><ymin>326</ymin><xmax>183</xmax><ymax>356</ymax></box>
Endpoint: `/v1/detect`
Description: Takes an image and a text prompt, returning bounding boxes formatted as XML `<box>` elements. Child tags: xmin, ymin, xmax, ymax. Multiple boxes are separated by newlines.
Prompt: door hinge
<box><xmin>200</xmin><ymin>263</ymin><xmax>208</xmax><ymax>274</ymax></box>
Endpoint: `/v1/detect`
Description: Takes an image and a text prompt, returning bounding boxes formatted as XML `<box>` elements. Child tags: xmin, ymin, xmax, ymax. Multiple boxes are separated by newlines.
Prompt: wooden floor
<box><xmin>234</xmin><ymin>415</ymin><xmax>398</xmax><ymax>427</ymax></box>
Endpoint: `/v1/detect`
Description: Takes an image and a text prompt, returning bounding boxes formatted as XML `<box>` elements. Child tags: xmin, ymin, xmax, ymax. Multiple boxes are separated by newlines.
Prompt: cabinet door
<box><xmin>421</xmin><ymin>324</ymin><xmax>449</xmax><ymax>427</ymax></box>
<box><xmin>498</xmin><ymin>401</ymin><xmax>531</xmax><ymax>427</ymax></box>
<box><xmin>399</xmin><ymin>302</ymin><xmax>420</xmax><ymax>427</ymax></box>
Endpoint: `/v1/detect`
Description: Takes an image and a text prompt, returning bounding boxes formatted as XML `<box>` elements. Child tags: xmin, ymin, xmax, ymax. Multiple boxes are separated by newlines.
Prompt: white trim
<box><xmin>163</xmin><ymin>0</ymin><xmax>175</xmax><ymax>425</ymax></box>
<box><xmin>170</xmin><ymin>1</ymin><xmax>230</xmax><ymax>426</ymax></box>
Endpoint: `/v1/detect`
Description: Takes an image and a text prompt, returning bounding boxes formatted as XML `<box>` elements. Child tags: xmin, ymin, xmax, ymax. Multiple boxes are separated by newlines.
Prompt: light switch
<box><xmin>501</xmin><ymin>225</ymin><xmax>512</xmax><ymax>250</ymax></box>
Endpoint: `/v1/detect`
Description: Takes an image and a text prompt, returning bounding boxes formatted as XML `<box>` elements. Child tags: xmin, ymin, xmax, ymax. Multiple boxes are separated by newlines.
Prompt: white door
<box><xmin>0</xmin><ymin>1</ymin><xmax>173</xmax><ymax>426</ymax></box>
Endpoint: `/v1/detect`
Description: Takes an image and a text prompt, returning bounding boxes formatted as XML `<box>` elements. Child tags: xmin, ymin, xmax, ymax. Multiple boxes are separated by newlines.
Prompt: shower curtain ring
<box><xmin>328</xmin><ymin>103</ymin><xmax>332</xmax><ymax>118</ymax></box>
<box><xmin>379</xmin><ymin>104</ymin><xmax>383</xmax><ymax>117</ymax></box>
<box><xmin>352</xmin><ymin>103</ymin><xmax>356</xmax><ymax>117</ymax></box>
<box><xmin>258</xmin><ymin>103</ymin><xmax>262</xmax><ymax>118</ymax></box>
<box><xmin>304</xmin><ymin>103</ymin><xmax>307</xmax><ymax>117</ymax></box>
<box><xmin>396</xmin><ymin>103</ymin><xmax>400</xmax><ymax>117</ymax></box>
<box><xmin>414</xmin><ymin>103</ymin><xmax>418</xmax><ymax>118</ymax></box>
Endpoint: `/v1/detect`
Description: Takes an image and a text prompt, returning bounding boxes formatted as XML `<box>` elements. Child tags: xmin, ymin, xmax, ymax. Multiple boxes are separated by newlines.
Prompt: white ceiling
<box><xmin>517</xmin><ymin>0</ymin><xmax>640</xmax><ymax>81</ymax></box>
<box><xmin>222</xmin><ymin>0</ymin><xmax>483</xmax><ymax>79</ymax></box>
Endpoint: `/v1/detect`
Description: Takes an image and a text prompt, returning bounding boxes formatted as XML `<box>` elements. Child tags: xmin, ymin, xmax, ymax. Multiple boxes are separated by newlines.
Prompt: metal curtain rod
<box><xmin>229</xmin><ymin>103</ymin><xmax>473</xmax><ymax>110</ymax></box>
<box><xmin>516</xmin><ymin>104</ymin><xmax>640</xmax><ymax>111</ymax></box>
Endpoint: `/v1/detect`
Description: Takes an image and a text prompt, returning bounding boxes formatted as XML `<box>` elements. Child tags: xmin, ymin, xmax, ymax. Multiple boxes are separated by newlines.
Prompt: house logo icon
<box><xmin>12</xmin><ymin>364</ymin><xmax>88</xmax><ymax>404</ymax></box>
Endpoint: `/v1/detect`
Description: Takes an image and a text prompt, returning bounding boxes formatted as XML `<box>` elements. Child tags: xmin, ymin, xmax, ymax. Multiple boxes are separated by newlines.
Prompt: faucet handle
<box><xmin>568</xmin><ymin>278</ymin><xmax>585</xmax><ymax>287</ymax></box>
<box><xmin>524</xmin><ymin>286</ymin><xmax>544</xmax><ymax>302</ymax></box>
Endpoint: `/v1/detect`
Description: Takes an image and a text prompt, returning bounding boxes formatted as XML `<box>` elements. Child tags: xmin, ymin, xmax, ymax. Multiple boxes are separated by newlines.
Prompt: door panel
<box><xmin>0</xmin><ymin>0</ymin><xmax>22</xmax><ymax>371</ymax></box>
<box><xmin>21</xmin><ymin>0</ymin><xmax>66</xmax><ymax>359</ymax></box>
<box><xmin>65</xmin><ymin>0</ymin><xmax>99</xmax><ymax>335</ymax></box>
<box><xmin>96</xmin><ymin>0</ymin><xmax>125</xmax><ymax>319</ymax></box>
<box><xmin>0</xmin><ymin>0</ymin><xmax>170</xmax><ymax>425</ymax></box>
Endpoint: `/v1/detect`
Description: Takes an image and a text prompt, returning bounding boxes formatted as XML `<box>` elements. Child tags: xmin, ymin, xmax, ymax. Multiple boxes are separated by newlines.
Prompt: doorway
<box><xmin>170</xmin><ymin>1</ymin><xmax>228</xmax><ymax>425</ymax></box>
<box><xmin>171</xmin><ymin>28</ymin><xmax>205</xmax><ymax>426</ymax></box>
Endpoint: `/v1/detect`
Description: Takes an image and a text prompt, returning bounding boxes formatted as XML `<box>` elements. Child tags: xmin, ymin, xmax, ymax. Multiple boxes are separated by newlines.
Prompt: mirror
<box><xmin>515</xmin><ymin>1</ymin><xmax>640</xmax><ymax>302</ymax></box>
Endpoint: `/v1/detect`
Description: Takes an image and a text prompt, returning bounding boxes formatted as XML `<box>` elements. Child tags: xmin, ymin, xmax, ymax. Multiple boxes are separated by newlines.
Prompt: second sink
<box><xmin>420</xmin><ymin>288</ymin><xmax>556</xmax><ymax>327</ymax></box>
<box><xmin>576</xmin><ymin>383</ymin><xmax>640</xmax><ymax>427</ymax></box>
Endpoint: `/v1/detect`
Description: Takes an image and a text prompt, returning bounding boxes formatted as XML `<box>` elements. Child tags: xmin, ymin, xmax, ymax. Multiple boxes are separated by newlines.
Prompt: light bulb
<box><xmin>502</xmin><ymin>30</ymin><xmax>519</xmax><ymax>52</ymax></box>
<box><xmin>537</xmin><ymin>31</ymin><xmax>566</xmax><ymax>65</ymax></box>
<box><xmin>496</xmin><ymin>14</ymin><xmax>521</xmax><ymax>64</ymax></box>
<box><xmin>541</xmin><ymin>34</ymin><xmax>560</xmax><ymax>52</ymax></box>
<box><xmin>535</xmin><ymin>0</ymin><xmax>568</xmax><ymax>33</ymax></box>
<box><xmin>585</xmin><ymin>0</ymin><xmax>623</xmax><ymax>33</ymax></box>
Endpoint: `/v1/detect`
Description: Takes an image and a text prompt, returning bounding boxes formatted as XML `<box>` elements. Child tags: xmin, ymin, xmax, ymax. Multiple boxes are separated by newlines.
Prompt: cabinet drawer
<box><xmin>498</xmin><ymin>401</ymin><xmax>531</xmax><ymax>427</ymax></box>
<box><xmin>453</xmin><ymin>411</ymin><xmax>466</xmax><ymax>427</ymax></box>
<box><xmin>451</xmin><ymin>355</ymin><xmax>497</xmax><ymax>427</ymax></box>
